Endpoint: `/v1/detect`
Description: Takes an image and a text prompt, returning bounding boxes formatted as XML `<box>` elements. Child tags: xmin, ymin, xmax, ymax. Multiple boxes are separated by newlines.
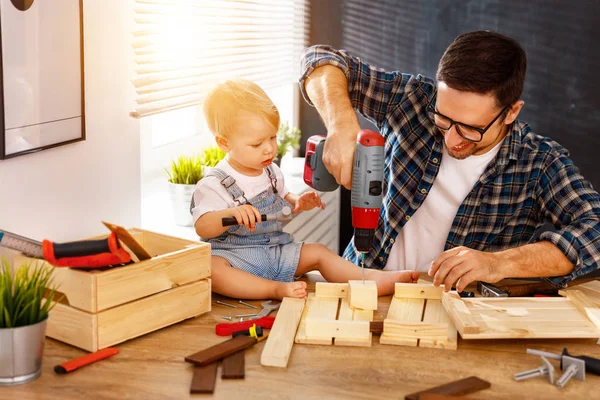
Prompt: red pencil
<box><xmin>54</xmin><ymin>348</ymin><xmax>119</xmax><ymax>374</ymax></box>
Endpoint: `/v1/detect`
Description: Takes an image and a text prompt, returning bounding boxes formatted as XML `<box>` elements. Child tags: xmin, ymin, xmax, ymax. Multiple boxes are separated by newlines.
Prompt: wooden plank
<box><xmin>334</xmin><ymin>299</ymin><xmax>372</xmax><ymax>347</ymax></box>
<box><xmin>261</xmin><ymin>297</ymin><xmax>305</xmax><ymax>368</ymax></box>
<box><xmin>186</xmin><ymin>335</ymin><xmax>259</xmax><ymax>366</ymax></box>
<box><xmin>383</xmin><ymin>319</ymin><xmax>448</xmax><ymax>340</ymax></box>
<box><xmin>143</xmin><ymin>230</ymin><xmax>201</xmax><ymax>256</ymax></box>
<box><xmin>221</xmin><ymin>350</ymin><xmax>245</xmax><ymax>379</ymax></box>
<box><xmin>306</xmin><ymin>319</ymin><xmax>370</xmax><ymax>339</ymax></box>
<box><xmin>395</xmin><ymin>283</ymin><xmax>443</xmax><ymax>300</ymax></box>
<box><xmin>46</xmin><ymin>301</ymin><xmax>98</xmax><ymax>352</ymax></box>
<box><xmin>564</xmin><ymin>290</ymin><xmax>600</xmax><ymax>329</ymax></box>
<box><xmin>420</xmin><ymin>299</ymin><xmax>457</xmax><ymax>350</ymax></box>
<box><xmin>295</xmin><ymin>293</ymin><xmax>338</xmax><ymax>345</ymax></box>
<box><xmin>441</xmin><ymin>292</ymin><xmax>600</xmax><ymax>339</ymax></box>
<box><xmin>95</xmin><ymin>241</ymin><xmax>210</xmax><ymax>311</ymax></box>
<box><xmin>315</xmin><ymin>282</ymin><xmax>348</xmax><ymax>298</ymax></box>
<box><xmin>348</xmin><ymin>280</ymin><xmax>378</xmax><ymax>310</ymax></box>
<box><xmin>441</xmin><ymin>292</ymin><xmax>480</xmax><ymax>335</ymax></box>
<box><xmin>98</xmin><ymin>279</ymin><xmax>210</xmax><ymax>349</ymax></box>
<box><xmin>380</xmin><ymin>297</ymin><xmax>425</xmax><ymax>346</ymax></box>
<box><xmin>190</xmin><ymin>362</ymin><xmax>218</xmax><ymax>394</ymax></box>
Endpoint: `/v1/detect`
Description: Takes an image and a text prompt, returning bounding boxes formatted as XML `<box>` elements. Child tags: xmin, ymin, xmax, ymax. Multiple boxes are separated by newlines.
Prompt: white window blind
<box><xmin>131</xmin><ymin>0</ymin><xmax>311</xmax><ymax>118</ymax></box>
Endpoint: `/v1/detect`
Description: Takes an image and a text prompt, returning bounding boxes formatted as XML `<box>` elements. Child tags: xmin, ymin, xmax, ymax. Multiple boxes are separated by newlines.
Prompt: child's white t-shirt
<box><xmin>191</xmin><ymin>158</ymin><xmax>290</xmax><ymax>224</ymax></box>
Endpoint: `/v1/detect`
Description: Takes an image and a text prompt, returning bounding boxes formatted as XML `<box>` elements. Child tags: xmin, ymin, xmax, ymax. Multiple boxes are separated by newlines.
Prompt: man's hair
<box><xmin>436</xmin><ymin>31</ymin><xmax>527</xmax><ymax>110</ymax></box>
<box><xmin>203</xmin><ymin>79</ymin><xmax>280</xmax><ymax>138</ymax></box>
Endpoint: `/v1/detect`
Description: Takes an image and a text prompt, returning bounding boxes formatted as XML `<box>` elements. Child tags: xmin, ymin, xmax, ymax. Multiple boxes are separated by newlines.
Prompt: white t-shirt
<box><xmin>191</xmin><ymin>159</ymin><xmax>290</xmax><ymax>223</ymax></box>
<box><xmin>385</xmin><ymin>142</ymin><xmax>503</xmax><ymax>272</ymax></box>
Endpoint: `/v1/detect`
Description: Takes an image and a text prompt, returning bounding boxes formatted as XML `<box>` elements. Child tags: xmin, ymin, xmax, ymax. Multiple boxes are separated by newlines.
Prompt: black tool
<box><xmin>527</xmin><ymin>347</ymin><xmax>600</xmax><ymax>376</ymax></box>
<box><xmin>231</xmin><ymin>324</ymin><xmax>263</xmax><ymax>339</ymax></box>
<box><xmin>221</xmin><ymin>206</ymin><xmax>293</xmax><ymax>227</ymax></box>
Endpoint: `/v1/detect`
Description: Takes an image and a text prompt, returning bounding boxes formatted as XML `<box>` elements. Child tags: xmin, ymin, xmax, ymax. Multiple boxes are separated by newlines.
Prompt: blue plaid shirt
<box><xmin>299</xmin><ymin>45</ymin><xmax>600</xmax><ymax>287</ymax></box>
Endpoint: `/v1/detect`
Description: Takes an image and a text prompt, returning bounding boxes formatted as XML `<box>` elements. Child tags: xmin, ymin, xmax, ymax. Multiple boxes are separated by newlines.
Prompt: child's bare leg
<box><xmin>295</xmin><ymin>243</ymin><xmax>420</xmax><ymax>296</ymax></box>
<box><xmin>211</xmin><ymin>256</ymin><xmax>307</xmax><ymax>300</ymax></box>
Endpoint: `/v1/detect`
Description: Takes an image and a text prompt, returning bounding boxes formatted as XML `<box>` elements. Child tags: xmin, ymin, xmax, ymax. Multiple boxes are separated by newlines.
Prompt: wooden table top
<box><xmin>4</xmin><ymin>274</ymin><xmax>600</xmax><ymax>400</ymax></box>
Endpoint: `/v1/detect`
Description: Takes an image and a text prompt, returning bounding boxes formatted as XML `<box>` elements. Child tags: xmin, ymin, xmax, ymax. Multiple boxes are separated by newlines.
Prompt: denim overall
<box><xmin>200</xmin><ymin>165</ymin><xmax>302</xmax><ymax>282</ymax></box>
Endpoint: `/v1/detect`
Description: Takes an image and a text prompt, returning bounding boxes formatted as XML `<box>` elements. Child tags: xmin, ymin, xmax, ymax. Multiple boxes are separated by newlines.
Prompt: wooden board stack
<box><xmin>442</xmin><ymin>283</ymin><xmax>600</xmax><ymax>339</ymax></box>
<box><xmin>295</xmin><ymin>281</ymin><xmax>377</xmax><ymax>347</ymax></box>
<box><xmin>380</xmin><ymin>283</ymin><xmax>457</xmax><ymax>350</ymax></box>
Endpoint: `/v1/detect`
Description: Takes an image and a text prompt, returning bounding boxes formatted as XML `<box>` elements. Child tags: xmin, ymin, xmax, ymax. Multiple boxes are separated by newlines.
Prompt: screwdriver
<box><xmin>527</xmin><ymin>347</ymin><xmax>600</xmax><ymax>375</ymax></box>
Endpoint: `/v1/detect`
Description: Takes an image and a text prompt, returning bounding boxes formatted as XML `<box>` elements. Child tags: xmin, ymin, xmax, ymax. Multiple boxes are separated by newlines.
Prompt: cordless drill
<box><xmin>304</xmin><ymin>129</ymin><xmax>384</xmax><ymax>255</ymax></box>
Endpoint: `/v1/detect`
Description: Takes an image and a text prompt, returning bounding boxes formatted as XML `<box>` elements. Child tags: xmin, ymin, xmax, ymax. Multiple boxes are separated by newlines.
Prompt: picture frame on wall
<box><xmin>0</xmin><ymin>0</ymin><xmax>85</xmax><ymax>160</ymax></box>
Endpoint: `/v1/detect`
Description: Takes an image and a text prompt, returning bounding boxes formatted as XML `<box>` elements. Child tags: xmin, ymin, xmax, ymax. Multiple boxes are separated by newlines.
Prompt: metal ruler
<box><xmin>0</xmin><ymin>230</ymin><xmax>44</xmax><ymax>258</ymax></box>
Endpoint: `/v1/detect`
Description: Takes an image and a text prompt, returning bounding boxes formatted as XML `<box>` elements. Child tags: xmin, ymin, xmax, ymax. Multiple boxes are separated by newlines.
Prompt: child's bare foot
<box><xmin>366</xmin><ymin>270</ymin><xmax>420</xmax><ymax>296</ymax></box>
<box><xmin>274</xmin><ymin>281</ymin><xmax>307</xmax><ymax>300</ymax></box>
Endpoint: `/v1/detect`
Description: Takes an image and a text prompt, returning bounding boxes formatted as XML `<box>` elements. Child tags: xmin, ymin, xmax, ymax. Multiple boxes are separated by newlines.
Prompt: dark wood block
<box><xmin>405</xmin><ymin>376</ymin><xmax>491</xmax><ymax>400</ymax></box>
<box><xmin>222</xmin><ymin>350</ymin><xmax>245</xmax><ymax>379</ymax></box>
<box><xmin>190</xmin><ymin>362</ymin><xmax>218</xmax><ymax>394</ymax></box>
<box><xmin>370</xmin><ymin>321</ymin><xmax>384</xmax><ymax>334</ymax></box>
<box><xmin>185</xmin><ymin>335</ymin><xmax>257</xmax><ymax>366</ymax></box>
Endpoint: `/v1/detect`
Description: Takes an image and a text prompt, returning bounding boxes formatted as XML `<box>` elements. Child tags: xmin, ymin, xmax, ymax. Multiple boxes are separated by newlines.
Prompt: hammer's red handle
<box><xmin>215</xmin><ymin>316</ymin><xmax>275</xmax><ymax>336</ymax></box>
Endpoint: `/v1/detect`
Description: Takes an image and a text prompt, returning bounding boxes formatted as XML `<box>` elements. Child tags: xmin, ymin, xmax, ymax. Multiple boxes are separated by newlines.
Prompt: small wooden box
<box><xmin>15</xmin><ymin>229</ymin><xmax>211</xmax><ymax>352</ymax></box>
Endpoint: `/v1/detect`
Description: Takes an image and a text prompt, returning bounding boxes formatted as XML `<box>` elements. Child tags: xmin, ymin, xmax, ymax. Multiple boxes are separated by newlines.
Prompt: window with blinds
<box><xmin>131</xmin><ymin>0</ymin><xmax>311</xmax><ymax>118</ymax></box>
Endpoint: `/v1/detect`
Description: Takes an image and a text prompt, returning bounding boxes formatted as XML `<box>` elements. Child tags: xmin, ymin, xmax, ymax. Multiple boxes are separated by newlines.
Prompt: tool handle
<box><xmin>54</xmin><ymin>348</ymin><xmax>119</xmax><ymax>374</ymax></box>
<box><xmin>578</xmin><ymin>355</ymin><xmax>600</xmax><ymax>375</ymax></box>
<box><xmin>222</xmin><ymin>215</ymin><xmax>268</xmax><ymax>227</ymax></box>
<box><xmin>215</xmin><ymin>316</ymin><xmax>275</xmax><ymax>336</ymax></box>
<box><xmin>52</xmin><ymin>238</ymin><xmax>112</xmax><ymax>258</ymax></box>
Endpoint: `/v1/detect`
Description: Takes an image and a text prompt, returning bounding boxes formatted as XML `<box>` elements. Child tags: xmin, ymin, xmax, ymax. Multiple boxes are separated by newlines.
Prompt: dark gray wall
<box><xmin>300</xmin><ymin>0</ymin><xmax>600</xmax><ymax>254</ymax></box>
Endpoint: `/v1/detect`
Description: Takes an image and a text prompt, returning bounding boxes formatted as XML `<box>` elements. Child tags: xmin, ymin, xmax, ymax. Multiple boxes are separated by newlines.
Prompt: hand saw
<box><xmin>0</xmin><ymin>229</ymin><xmax>131</xmax><ymax>268</ymax></box>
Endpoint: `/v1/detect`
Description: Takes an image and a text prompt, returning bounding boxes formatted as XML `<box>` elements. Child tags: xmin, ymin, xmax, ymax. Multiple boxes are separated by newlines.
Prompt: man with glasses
<box><xmin>299</xmin><ymin>30</ymin><xmax>600</xmax><ymax>291</ymax></box>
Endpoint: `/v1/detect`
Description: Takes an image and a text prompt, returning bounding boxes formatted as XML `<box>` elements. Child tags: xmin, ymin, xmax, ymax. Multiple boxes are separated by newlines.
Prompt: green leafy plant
<box><xmin>201</xmin><ymin>145</ymin><xmax>226</xmax><ymax>168</ymax></box>
<box><xmin>277</xmin><ymin>121</ymin><xmax>301</xmax><ymax>160</ymax></box>
<box><xmin>0</xmin><ymin>259</ymin><xmax>62</xmax><ymax>329</ymax></box>
<box><xmin>166</xmin><ymin>146</ymin><xmax>226</xmax><ymax>185</ymax></box>
<box><xmin>166</xmin><ymin>153</ymin><xmax>204</xmax><ymax>185</ymax></box>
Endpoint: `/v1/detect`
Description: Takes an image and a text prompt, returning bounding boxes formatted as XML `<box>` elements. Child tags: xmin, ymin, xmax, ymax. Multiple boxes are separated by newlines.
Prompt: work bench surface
<box><xmin>4</xmin><ymin>274</ymin><xmax>599</xmax><ymax>400</ymax></box>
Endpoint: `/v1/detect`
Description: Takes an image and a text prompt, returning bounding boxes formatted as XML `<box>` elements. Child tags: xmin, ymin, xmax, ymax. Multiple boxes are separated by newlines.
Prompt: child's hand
<box><xmin>230</xmin><ymin>204</ymin><xmax>262</xmax><ymax>231</ymax></box>
<box><xmin>293</xmin><ymin>191</ymin><xmax>325</xmax><ymax>213</ymax></box>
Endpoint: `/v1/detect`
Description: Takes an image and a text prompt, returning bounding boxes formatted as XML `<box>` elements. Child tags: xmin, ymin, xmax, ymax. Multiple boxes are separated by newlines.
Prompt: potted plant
<box><xmin>275</xmin><ymin>121</ymin><xmax>301</xmax><ymax>167</ymax></box>
<box><xmin>0</xmin><ymin>259</ymin><xmax>61</xmax><ymax>386</ymax></box>
<box><xmin>166</xmin><ymin>146</ymin><xmax>226</xmax><ymax>227</ymax></box>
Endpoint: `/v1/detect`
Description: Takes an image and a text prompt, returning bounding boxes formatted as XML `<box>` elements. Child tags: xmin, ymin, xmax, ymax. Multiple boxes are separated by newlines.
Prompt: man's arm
<box><xmin>428</xmin><ymin>242</ymin><xmax>573</xmax><ymax>292</ymax></box>
<box><xmin>300</xmin><ymin>45</ymin><xmax>429</xmax><ymax>187</ymax></box>
<box><xmin>304</xmin><ymin>65</ymin><xmax>361</xmax><ymax>188</ymax></box>
<box><xmin>430</xmin><ymin>154</ymin><xmax>600</xmax><ymax>291</ymax></box>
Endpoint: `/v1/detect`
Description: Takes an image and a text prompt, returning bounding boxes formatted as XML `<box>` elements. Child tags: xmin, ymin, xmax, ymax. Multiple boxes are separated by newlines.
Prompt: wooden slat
<box><xmin>47</xmin><ymin>302</ymin><xmax>97</xmax><ymax>352</ymax></box>
<box><xmin>186</xmin><ymin>335</ymin><xmax>258</xmax><ymax>366</ymax></box>
<box><xmin>221</xmin><ymin>350</ymin><xmax>245</xmax><ymax>379</ymax></box>
<box><xmin>295</xmin><ymin>293</ymin><xmax>338</xmax><ymax>345</ymax></box>
<box><xmin>420</xmin><ymin>299</ymin><xmax>457</xmax><ymax>350</ymax></box>
<box><xmin>564</xmin><ymin>290</ymin><xmax>600</xmax><ymax>329</ymax></box>
<box><xmin>441</xmin><ymin>292</ymin><xmax>480</xmax><ymax>335</ymax></box>
<box><xmin>395</xmin><ymin>283</ymin><xmax>443</xmax><ymax>300</ymax></box>
<box><xmin>334</xmin><ymin>299</ymin><xmax>372</xmax><ymax>347</ymax></box>
<box><xmin>315</xmin><ymin>282</ymin><xmax>348</xmax><ymax>298</ymax></box>
<box><xmin>306</xmin><ymin>319</ymin><xmax>370</xmax><ymax>339</ymax></box>
<box><xmin>95</xmin><ymin>242</ymin><xmax>210</xmax><ymax>311</ymax></box>
<box><xmin>260</xmin><ymin>297</ymin><xmax>305</xmax><ymax>368</ymax></box>
<box><xmin>380</xmin><ymin>297</ymin><xmax>425</xmax><ymax>346</ymax></box>
<box><xmin>383</xmin><ymin>319</ymin><xmax>447</xmax><ymax>341</ymax></box>
<box><xmin>98</xmin><ymin>280</ymin><xmax>210</xmax><ymax>349</ymax></box>
<box><xmin>190</xmin><ymin>362</ymin><xmax>218</xmax><ymax>394</ymax></box>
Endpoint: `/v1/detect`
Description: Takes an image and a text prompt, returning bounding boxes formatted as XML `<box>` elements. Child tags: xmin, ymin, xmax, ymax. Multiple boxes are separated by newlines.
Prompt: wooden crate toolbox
<box><xmin>15</xmin><ymin>228</ymin><xmax>211</xmax><ymax>352</ymax></box>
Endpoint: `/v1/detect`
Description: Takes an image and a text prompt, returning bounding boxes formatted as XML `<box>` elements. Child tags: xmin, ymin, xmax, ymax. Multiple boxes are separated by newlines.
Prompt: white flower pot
<box><xmin>168</xmin><ymin>182</ymin><xmax>196</xmax><ymax>227</ymax></box>
<box><xmin>0</xmin><ymin>318</ymin><xmax>47</xmax><ymax>386</ymax></box>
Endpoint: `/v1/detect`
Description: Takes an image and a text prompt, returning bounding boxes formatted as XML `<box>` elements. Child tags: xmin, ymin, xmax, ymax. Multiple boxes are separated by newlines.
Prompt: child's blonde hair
<box><xmin>203</xmin><ymin>79</ymin><xmax>280</xmax><ymax>138</ymax></box>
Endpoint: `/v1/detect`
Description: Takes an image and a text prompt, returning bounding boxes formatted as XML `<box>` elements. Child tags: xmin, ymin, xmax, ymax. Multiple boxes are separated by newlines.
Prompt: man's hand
<box><xmin>293</xmin><ymin>192</ymin><xmax>325</xmax><ymax>213</ymax></box>
<box><xmin>323</xmin><ymin>133</ymin><xmax>357</xmax><ymax>189</ymax></box>
<box><xmin>428</xmin><ymin>246</ymin><xmax>504</xmax><ymax>292</ymax></box>
<box><xmin>230</xmin><ymin>204</ymin><xmax>262</xmax><ymax>231</ymax></box>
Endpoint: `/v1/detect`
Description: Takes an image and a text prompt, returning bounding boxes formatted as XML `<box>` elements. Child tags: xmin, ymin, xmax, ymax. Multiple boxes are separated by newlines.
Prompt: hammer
<box><xmin>221</xmin><ymin>206</ymin><xmax>293</xmax><ymax>227</ymax></box>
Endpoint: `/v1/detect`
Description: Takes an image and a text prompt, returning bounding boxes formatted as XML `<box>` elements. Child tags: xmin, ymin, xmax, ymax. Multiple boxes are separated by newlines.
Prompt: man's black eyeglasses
<box><xmin>427</xmin><ymin>100</ymin><xmax>509</xmax><ymax>143</ymax></box>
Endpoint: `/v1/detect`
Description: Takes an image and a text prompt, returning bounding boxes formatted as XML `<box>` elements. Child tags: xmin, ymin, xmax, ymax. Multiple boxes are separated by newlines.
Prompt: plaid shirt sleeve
<box><xmin>299</xmin><ymin>45</ymin><xmax>424</xmax><ymax>129</ymax></box>
<box><xmin>536</xmin><ymin>152</ymin><xmax>600</xmax><ymax>286</ymax></box>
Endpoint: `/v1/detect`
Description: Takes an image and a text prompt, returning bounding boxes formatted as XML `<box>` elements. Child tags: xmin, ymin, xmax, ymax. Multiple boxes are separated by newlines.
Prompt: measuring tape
<box><xmin>0</xmin><ymin>230</ymin><xmax>44</xmax><ymax>258</ymax></box>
